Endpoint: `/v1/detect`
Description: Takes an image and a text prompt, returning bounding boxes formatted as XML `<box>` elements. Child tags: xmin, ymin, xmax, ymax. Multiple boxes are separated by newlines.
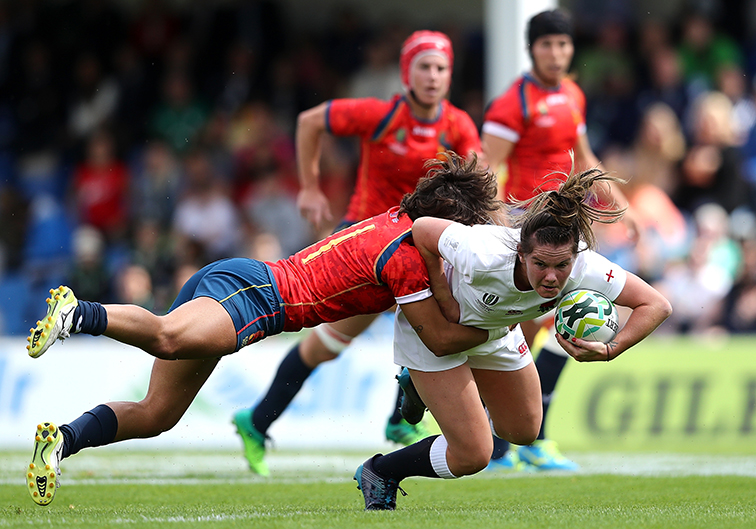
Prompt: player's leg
<box><xmin>27</xmin><ymin>286</ymin><xmax>237</xmax><ymax>360</ymax></box>
<box><xmin>517</xmin><ymin>328</ymin><xmax>579</xmax><ymax>470</ymax></box>
<box><xmin>27</xmin><ymin>356</ymin><xmax>219</xmax><ymax>506</ymax></box>
<box><xmin>233</xmin><ymin>314</ymin><xmax>377</xmax><ymax>475</ymax></box>
<box><xmin>473</xmin><ymin>362</ymin><xmax>542</xmax><ymax>448</ymax></box>
<box><xmin>355</xmin><ymin>363</ymin><xmax>493</xmax><ymax>510</ymax></box>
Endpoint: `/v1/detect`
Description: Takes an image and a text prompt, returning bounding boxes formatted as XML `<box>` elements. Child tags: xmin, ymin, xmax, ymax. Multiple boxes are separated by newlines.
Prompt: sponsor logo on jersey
<box><xmin>534</xmin><ymin>116</ymin><xmax>556</xmax><ymax>127</ymax></box>
<box><xmin>517</xmin><ymin>340</ymin><xmax>529</xmax><ymax>356</ymax></box>
<box><xmin>395</xmin><ymin>128</ymin><xmax>407</xmax><ymax>143</ymax></box>
<box><xmin>442</xmin><ymin>238</ymin><xmax>459</xmax><ymax>251</ymax></box>
<box><xmin>538</xmin><ymin>299</ymin><xmax>558</xmax><ymax>313</ymax></box>
<box><xmin>412</xmin><ymin>125</ymin><xmax>436</xmax><ymax>137</ymax></box>
<box><xmin>537</xmin><ymin>100</ymin><xmax>549</xmax><ymax>115</ymax></box>
<box><xmin>545</xmin><ymin>93</ymin><xmax>568</xmax><ymax>106</ymax></box>
<box><xmin>387</xmin><ymin>142</ymin><xmax>409</xmax><ymax>155</ymax></box>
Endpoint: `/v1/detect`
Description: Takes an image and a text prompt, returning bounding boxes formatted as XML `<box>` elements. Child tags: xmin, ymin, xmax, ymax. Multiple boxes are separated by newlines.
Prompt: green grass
<box><xmin>1</xmin><ymin>451</ymin><xmax>755</xmax><ymax>528</ymax></box>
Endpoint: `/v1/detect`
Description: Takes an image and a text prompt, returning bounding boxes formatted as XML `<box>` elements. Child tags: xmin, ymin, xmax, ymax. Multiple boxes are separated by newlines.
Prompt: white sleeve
<box><xmin>436</xmin><ymin>222</ymin><xmax>478</xmax><ymax>280</ymax></box>
<box><xmin>573</xmin><ymin>250</ymin><xmax>627</xmax><ymax>301</ymax></box>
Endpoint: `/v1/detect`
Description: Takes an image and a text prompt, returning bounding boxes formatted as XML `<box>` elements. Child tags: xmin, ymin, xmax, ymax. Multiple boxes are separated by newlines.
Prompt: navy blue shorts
<box><xmin>170</xmin><ymin>258</ymin><xmax>286</xmax><ymax>351</ymax></box>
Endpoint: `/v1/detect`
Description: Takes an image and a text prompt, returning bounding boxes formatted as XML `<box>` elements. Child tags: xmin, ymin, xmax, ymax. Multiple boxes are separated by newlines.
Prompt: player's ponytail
<box><xmin>510</xmin><ymin>159</ymin><xmax>626</xmax><ymax>253</ymax></box>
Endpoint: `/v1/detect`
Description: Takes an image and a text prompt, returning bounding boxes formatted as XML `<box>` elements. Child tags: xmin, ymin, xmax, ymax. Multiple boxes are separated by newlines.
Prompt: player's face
<box><xmin>518</xmin><ymin>243</ymin><xmax>575</xmax><ymax>298</ymax></box>
<box><xmin>530</xmin><ymin>34</ymin><xmax>574</xmax><ymax>87</ymax></box>
<box><xmin>409</xmin><ymin>54</ymin><xmax>451</xmax><ymax>106</ymax></box>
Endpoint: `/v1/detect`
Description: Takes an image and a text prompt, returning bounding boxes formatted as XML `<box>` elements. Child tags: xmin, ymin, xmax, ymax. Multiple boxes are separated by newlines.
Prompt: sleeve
<box><xmin>326</xmin><ymin>98</ymin><xmax>388</xmax><ymax>138</ymax></box>
<box><xmin>481</xmin><ymin>84</ymin><xmax>524</xmax><ymax>143</ymax></box>
<box><xmin>380</xmin><ymin>243</ymin><xmax>433</xmax><ymax>305</ymax></box>
<box><xmin>565</xmin><ymin>80</ymin><xmax>587</xmax><ymax>136</ymax></box>
<box><xmin>435</xmin><ymin>223</ymin><xmax>495</xmax><ymax>281</ymax></box>
<box><xmin>573</xmin><ymin>250</ymin><xmax>627</xmax><ymax>301</ymax></box>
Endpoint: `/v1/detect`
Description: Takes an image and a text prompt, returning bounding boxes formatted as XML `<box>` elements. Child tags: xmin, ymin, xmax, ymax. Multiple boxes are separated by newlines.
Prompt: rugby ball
<box><xmin>555</xmin><ymin>289</ymin><xmax>619</xmax><ymax>343</ymax></box>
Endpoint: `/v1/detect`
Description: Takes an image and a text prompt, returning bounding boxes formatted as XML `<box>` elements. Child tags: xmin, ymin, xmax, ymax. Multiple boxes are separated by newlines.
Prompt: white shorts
<box><xmin>393</xmin><ymin>309</ymin><xmax>533</xmax><ymax>373</ymax></box>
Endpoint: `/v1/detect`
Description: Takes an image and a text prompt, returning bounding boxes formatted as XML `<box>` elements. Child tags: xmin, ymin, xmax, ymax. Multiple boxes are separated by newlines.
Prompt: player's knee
<box><xmin>449</xmin><ymin>438</ymin><xmax>493</xmax><ymax>476</ymax></box>
<box><xmin>147</xmin><ymin>318</ymin><xmax>184</xmax><ymax>360</ymax></box>
<box><xmin>300</xmin><ymin>325</ymin><xmax>353</xmax><ymax>367</ymax></box>
<box><xmin>132</xmin><ymin>402</ymin><xmax>181</xmax><ymax>437</ymax></box>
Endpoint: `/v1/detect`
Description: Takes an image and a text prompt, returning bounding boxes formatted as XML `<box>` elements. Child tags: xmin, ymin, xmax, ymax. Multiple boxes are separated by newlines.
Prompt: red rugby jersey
<box><xmin>326</xmin><ymin>94</ymin><xmax>480</xmax><ymax>221</ymax></box>
<box><xmin>268</xmin><ymin>207</ymin><xmax>431</xmax><ymax>331</ymax></box>
<box><xmin>483</xmin><ymin>74</ymin><xmax>586</xmax><ymax>202</ymax></box>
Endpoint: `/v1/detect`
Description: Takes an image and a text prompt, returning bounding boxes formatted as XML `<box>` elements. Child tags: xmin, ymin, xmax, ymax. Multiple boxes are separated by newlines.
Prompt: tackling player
<box><xmin>24</xmin><ymin>152</ymin><xmax>500</xmax><ymax>507</ymax></box>
<box><xmin>230</xmin><ymin>29</ymin><xmax>482</xmax><ymax>476</ymax></box>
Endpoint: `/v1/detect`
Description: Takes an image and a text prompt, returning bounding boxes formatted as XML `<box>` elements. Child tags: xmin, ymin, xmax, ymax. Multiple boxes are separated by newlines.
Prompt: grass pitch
<box><xmin>1</xmin><ymin>450</ymin><xmax>755</xmax><ymax>529</ymax></box>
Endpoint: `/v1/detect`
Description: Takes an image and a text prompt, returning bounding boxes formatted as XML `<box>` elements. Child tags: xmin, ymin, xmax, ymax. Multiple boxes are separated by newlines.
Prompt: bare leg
<box><xmin>102</xmin><ymin>297</ymin><xmax>237</xmax><ymax>360</ymax></box>
<box><xmin>411</xmin><ymin>364</ymin><xmax>492</xmax><ymax>476</ymax></box>
<box><xmin>473</xmin><ymin>362</ymin><xmax>542</xmax><ymax>445</ymax></box>
<box><xmin>109</xmin><ymin>356</ymin><xmax>221</xmax><ymax>442</ymax></box>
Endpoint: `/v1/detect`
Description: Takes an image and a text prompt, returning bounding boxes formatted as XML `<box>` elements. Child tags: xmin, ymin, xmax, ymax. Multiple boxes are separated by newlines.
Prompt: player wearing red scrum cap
<box><xmin>230</xmin><ymin>30</ymin><xmax>483</xmax><ymax>476</ymax></box>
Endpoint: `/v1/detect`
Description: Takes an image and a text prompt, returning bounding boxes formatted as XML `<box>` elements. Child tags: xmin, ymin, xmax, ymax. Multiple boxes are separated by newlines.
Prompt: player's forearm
<box><xmin>295</xmin><ymin>107</ymin><xmax>326</xmax><ymax>189</ymax></box>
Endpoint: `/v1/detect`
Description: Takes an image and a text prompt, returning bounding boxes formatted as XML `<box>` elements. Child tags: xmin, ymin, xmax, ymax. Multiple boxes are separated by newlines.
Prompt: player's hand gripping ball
<box><xmin>555</xmin><ymin>289</ymin><xmax>619</xmax><ymax>343</ymax></box>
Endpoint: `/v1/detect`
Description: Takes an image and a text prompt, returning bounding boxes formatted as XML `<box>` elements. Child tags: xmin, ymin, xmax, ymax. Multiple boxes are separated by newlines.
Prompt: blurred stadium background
<box><xmin>1</xmin><ymin>0</ymin><xmax>756</xmax><ymax>463</ymax></box>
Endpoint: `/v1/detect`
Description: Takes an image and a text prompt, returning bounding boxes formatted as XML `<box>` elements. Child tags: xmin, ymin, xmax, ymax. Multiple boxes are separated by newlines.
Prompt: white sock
<box><xmin>429</xmin><ymin>435</ymin><xmax>458</xmax><ymax>479</ymax></box>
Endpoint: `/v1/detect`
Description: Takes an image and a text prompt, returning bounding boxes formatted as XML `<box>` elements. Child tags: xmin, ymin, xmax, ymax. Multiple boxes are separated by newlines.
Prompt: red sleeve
<box><xmin>380</xmin><ymin>242</ymin><xmax>431</xmax><ymax>298</ymax></box>
<box><xmin>483</xmin><ymin>82</ymin><xmax>525</xmax><ymax>137</ymax></box>
<box><xmin>326</xmin><ymin>97</ymin><xmax>392</xmax><ymax>138</ymax></box>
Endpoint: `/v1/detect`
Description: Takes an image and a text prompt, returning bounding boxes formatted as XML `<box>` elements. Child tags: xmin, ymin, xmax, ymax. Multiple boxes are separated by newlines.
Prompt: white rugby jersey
<box><xmin>394</xmin><ymin>222</ymin><xmax>627</xmax><ymax>356</ymax></box>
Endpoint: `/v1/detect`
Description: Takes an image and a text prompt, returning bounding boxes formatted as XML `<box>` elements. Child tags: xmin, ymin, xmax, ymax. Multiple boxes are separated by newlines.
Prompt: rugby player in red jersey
<box><xmin>24</xmin><ymin>153</ymin><xmax>502</xmax><ymax>506</ymax></box>
<box><xmin>225</xmin><ymin>29</ymin><xmax>483</xmax><ymax>475</ymax></box>
<box><xmin>480</xmin><ymin>9</ymin><xmax>636</xmax><ymax>471</ymax></box>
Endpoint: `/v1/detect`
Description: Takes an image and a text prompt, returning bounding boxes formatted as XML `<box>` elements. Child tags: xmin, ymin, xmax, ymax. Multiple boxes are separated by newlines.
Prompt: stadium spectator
<box><xmin>229</xmin><ymin>30</ymin><xmax>482</xmax><ymax>477</ymax></box>
<box><xmin>23</xmin><ymin>153</ymin><xmax>501</xmax><ymax>507</ymax></box>
<box><xmin>69</xmin><ymin>128</ymin><xmax>130</xmax><ymax>245</ymax></box>
<box><xmin>354</xmin><ymin>167</ymin><xmax>672</xmax><ymax>511</ymax></box>
<box><xmin>674</xmin><ymin>91</ymin><xmax>749</xmax><ymax>215</ymax></box>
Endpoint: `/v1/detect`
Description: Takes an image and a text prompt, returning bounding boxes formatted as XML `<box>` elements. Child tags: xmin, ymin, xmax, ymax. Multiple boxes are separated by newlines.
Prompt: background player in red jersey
<box><xmin>24</xmin><ymin>153</ymin><xmax>502</xmax><ymax>507</ymax></box>
<box><xmin>229</xmin><ymin>30</ymin><xmax>483</xmax><ymax>476</ymax></box>
<box><xmin>480</xmin><ymin>9</ymin><xmax>637</xmax><ymax>472</ymax></box>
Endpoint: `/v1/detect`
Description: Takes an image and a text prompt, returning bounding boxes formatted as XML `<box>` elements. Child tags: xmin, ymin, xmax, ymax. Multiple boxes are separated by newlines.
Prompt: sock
<box><xmin>534</xmin><ymin>347</ymin><xmax>568</xmax><ymax>440</ymax></box>
<box><xmin>491</xmin><ymin>435</ymin><xmax>510</xmax><ymax>459</ymax></box>
<box><xmin>251</xmin><ymin>344</ymin><xmax>314</xmax><ymax>435</ymax></box>
<box><xmin>59</xmin><ymin>404</ymin><xmax>118</xmax><ymax>459</ymax></box>
<box><xmin>372</xmin><ymin>435</ymin><xmax>439</xmax><ymax>481</ymax></box>
<box><xmin>387</xmin><ymin>381</ymin><xmax>404</xmax><ymax>425</ymax></box>
<box><xmin>72</xmin><ymin>301</ymin><xmax>108</xmax><ymax>336</ymax></box>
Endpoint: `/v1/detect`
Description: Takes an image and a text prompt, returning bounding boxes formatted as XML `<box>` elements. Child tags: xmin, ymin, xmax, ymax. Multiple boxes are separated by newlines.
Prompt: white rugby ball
<box><xmin>554</xmin><ymin>289</ymin><xmax>619</xmax><ymax>343</ymax></box>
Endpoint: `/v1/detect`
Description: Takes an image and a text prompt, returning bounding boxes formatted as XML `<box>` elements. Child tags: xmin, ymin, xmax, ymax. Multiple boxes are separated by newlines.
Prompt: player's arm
<box><xmin>556</xmin><ymin>272</ymin><xmax>672</xmax><ymax>362</ymax></box>
<box><xmin>414</xmin><ymin>218</ymin><xmax>459</xmax><ymax>323</ymax></box>
<box><xmin>481</xmin><ymin>132</ymin><xmax>515</xmax><ymax>203</ymax></box>
<box><xmin>296</xmin><ymin>101</ymin><xmax>333</xmax><ymax>230</ymax></box>
<box><xmin>401</xmin><ymin>296</ymin><xmax>488</xmax><ymax>356</ymax></box>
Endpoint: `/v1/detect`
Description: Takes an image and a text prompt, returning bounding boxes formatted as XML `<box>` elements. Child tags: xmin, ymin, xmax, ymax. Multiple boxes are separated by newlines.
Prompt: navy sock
<box><xmin>373</xmin><ymin>435</ymin><xmax>438</xmax><ymax>481</ymax></box>
<box><xmin>72</xmin><ymin>301</ymin><xmax>108</xmax><ymax>336</ymax></box>
<box><xmin>491</xmin><ymin>435</ymin><xmax>510</xmax><ymax>459</ymax></box>
<box><xmin>387</xmin><ymin>381</ymin><xmax>404</xmax><ymax>425</ymax></box>
<box><xmin>534</xmin><ymin>347</ymin><xmax>568</xmax><ymax>440</ymax></box>
<box><xmin>59</xmin><ymin>404</ymin><xmax>118</xmax><ymax>459</ymax></box>
<box><xmin>251</xmin><ymin>344</ymin><xmax>314</xmax><ymax>435</ymax></box>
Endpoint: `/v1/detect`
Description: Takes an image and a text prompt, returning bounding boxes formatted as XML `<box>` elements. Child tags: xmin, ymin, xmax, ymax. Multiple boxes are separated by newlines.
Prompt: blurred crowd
<box><xmin>1</xmin><ymin>0</ymin><xmax>756</xmax><ymax>337</ymax></box>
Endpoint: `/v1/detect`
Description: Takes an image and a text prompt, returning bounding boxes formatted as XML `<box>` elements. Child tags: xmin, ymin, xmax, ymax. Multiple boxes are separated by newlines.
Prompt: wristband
<box><xmin>488</xmin><ymin>327</ymin><xmax>509</xmax><ymax>341</ymax></box>
<box><xmin>605</xmin><ymin>343</ymin><xmax>612</xmax><ymax>361</ymax></box>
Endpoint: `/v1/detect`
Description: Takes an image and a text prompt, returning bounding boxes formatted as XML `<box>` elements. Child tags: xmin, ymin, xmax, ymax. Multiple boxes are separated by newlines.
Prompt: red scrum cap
<box><xmin>400</xmin><ymin>30</ymin><xmax>454</xmax><ymax>91</ymax></box>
